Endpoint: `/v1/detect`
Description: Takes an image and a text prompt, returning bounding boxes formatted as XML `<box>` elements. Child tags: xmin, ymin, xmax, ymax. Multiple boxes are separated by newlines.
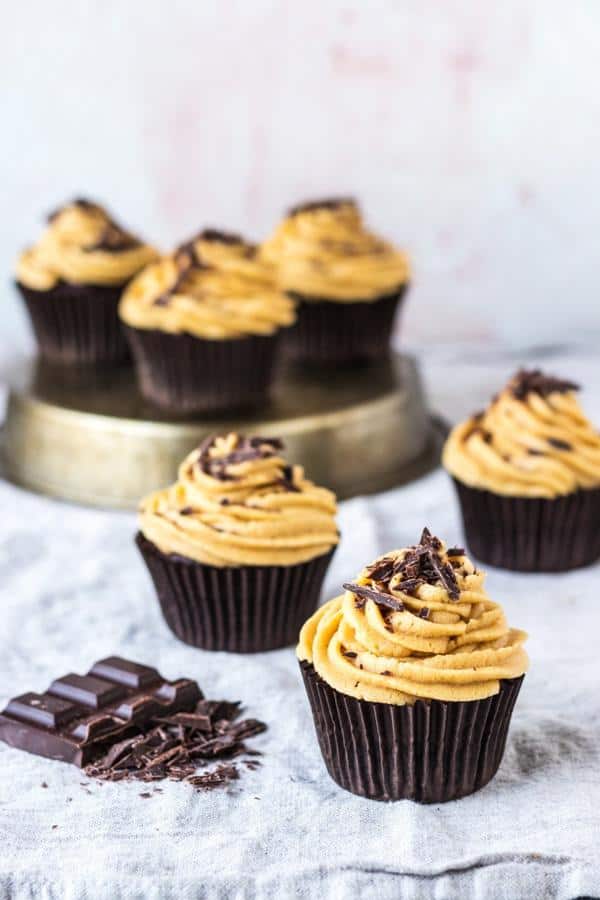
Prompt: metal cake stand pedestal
<box><xmin>1</xmin><ymin>353</ymin><xmax>444</xmax><ymax>509</ymax></box>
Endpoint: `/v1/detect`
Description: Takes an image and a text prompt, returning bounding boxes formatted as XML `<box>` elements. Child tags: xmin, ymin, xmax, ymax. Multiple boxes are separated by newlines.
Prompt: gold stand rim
<box><xmin>1</xmin><ymin>353</ymin><xmax>443</xmax><ymax>509</ymax></box>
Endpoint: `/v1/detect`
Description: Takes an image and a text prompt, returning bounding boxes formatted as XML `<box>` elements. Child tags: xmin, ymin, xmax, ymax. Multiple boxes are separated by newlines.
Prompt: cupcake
<box><xmin>136</xmin><ymin>433</ymin><xmax>339</xmax><ymax>652</ymax></box>
<box><xmin>443</xmin><ymin>369</ymin><xmax>600</xmax><ymax>571</ymax></box>
<box><xmin>297</xmin><ymin>528</ymin><xmax>528</xmax><ymax>802</ymax></box>
<box><xmin>260</xmin><ymin>198</ymin><xmax>410</xmax><ymax>364</ymax></box>
<box><xmin>120</xmin><ymin>230</ymin><xmax>295</xmax><ymax>413</ymax></box>
<box><xmin>15</xmin><ymin>198</ymin><xmax>157</xmax><ymax>364</ymax></box>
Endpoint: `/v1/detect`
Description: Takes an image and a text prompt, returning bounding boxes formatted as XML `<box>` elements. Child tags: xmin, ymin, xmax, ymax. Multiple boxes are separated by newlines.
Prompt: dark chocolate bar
<box><xmin>0</xmin><ymin>656</ymin><xmax>202</xmax><ymax>767</ymax></box>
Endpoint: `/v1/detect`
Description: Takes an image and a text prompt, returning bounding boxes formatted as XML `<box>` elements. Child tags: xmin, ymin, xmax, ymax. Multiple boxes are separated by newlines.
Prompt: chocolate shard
<box><xmin>196</xmin><ymin>434</ymin><xmax>287</xmax><ymax>483</ymax></box>
<box><xmin>343</xmin><ymin>582</ymin><xmax>405</xmax><ymax>612</ymax></box>
<box><xmin>288</xmin><ymin>196</ymin><xmax>356</xmax><ymax>217</ymax></box>
<box><xmin>547</xmin><ymin>437</ymin><xmax>572</xmax><ymax>451</ymax></box>
<box><xmin>510</xmin><ymin>369</ymin><xmax>579</xmax><ymax>401</ymax></box>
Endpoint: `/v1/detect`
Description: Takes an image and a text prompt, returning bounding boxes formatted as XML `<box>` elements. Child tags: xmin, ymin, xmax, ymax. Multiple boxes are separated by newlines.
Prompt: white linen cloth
<box><xmin>1</xmin><ymin>344</ymin><xmax>599</xmax><ymax>899</ymax></box>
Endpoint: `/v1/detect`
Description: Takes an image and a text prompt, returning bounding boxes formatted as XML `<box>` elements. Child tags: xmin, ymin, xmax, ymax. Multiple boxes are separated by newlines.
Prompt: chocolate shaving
<box><xmin>288</xmin><ymin>197</ymin><xmax>356</xmax><ymax>217</ymax></box>
<box><xmin>362</xmin><ymin>528</ymin><xmax>462</xmax><ymax>604</ymax></box>
<box><xmin>510</xmin><ymin>369</ymin><xmax>579</xmax><ymax>401</ymax></box>
<box><xmin>196</xmin><ymin>435</ymin><xmax>288</xmax><ymax>485</ymax></box>
<box><xmin>547</xmin><ymin>437</ymin><xmax>572</xmax><ymax>451</ymax></box>
<box><xmin>85</xmin><ymin>694</ymin><xmax>266</xmax><ymax>791</ymax></box>
<box><xmin>86</xmin><ymin>222</ymin><xmax>140</xmax><ymax>252</ymax></box>
<box><xmin>343</xmin><ymin>583</ymin><xmax>405</xmax><ymax>612</ymax></box>
<box><xmin>197</xmin><ymin>228</ymin><xmax>245</xmax><ymax>245</ymax></box>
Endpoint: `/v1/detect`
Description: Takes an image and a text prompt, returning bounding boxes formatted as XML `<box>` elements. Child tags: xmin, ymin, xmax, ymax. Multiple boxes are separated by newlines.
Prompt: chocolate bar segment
<box><xmin>0</xmin><ymin>656</ymin><xmax>203</xmax><ymax>767</ymax></box>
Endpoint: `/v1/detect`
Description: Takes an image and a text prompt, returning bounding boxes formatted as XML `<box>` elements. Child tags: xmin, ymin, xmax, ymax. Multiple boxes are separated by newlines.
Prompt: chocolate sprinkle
<box><xmin>547</xmin><ymin>437</ymin><xmax>572</xmax><ymax>451</ymax></box>
<box><xmin>84</xmin><ymin>696</ymin><xmax>266</xmax><ymax>791</ymax></box>
<box><xmin>510</xmin><ymin>369</ymin><xmax>579</xmax><ymax>401</ymax></box>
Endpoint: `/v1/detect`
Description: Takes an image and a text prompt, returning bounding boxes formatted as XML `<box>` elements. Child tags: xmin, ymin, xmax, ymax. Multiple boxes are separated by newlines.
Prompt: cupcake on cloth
<box><xmin>260</xmin><ymin>198</ymin><xmax>410</xmax><ymax>364</ymax></box>
<box><xmin>136</xmin><ymin>433</ymin><xmax>339</xmax><ymax>652</ymax></box>
<box><xmin>297</xmin><ymin>528</ymin><xmax>528</xmax><ymax>802</ymax></box>
<box><xmin>443</xmin><ymin>369</ymin><xmax>600</xmax><ymax>572</ymax></box>
<box><xmin>120</xmin><ymin>230</ymin><xmax>295</xmax><ymax>413</ymax></box>
<box><xmin>15</xmin><ymin>198</ymin><xmax>157</xmax><ymax>364</ymax></box>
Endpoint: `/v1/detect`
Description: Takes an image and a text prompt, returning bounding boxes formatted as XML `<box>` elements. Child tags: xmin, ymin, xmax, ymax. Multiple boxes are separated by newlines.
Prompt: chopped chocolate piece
<box><xmin>196</xmin><ymin>434</ymin><xmax>287</xmax><ymax>482</ymax></box>
<box><xmin>197</xmin><ymin>228</ymin><xmax>245</xmax><ymax>245</ymax></box>
<box><xmin>343</xmin><ymin>582</ymin><xmax>405</xmax><ymax>612</ymax></box>
<box><xmin>419</xmin><ymin>607</ymin><xmax>430</xmax><ymax>619</ymax></box>
<box><xmin>86</xmin><ymin>222</ymin><xmax>140</xmax><ymax>253</ymax></box>
<box><xmin>527</xmin><ymin>448</ymin><xmax>545</xmax><ymax>456</ymax></box>
<box><xmin>341</xmin><ymin>649</ymin><xmax>357</xmax><ymax>659</ymax></box>
<box><xmin>179</xmin><ymin>506</ymin><xmax>194</xmax><ymax>516</ymax></box>
<box><xmin>446</xmin><ymin>547</ymin><xmax>465</xmax><ymax>557</ymax></box>
<box><xmin>288</xmin><ymin>197</ymin><xmax>356</xmax><ymax>217</ymax></box>
<box><xmin>510</xmin><ymin>369</ymin><xmax>579</xmax><ymax>401</ymax></box>
<box><xmin>381</xmin><ymin>671</ymin><xmax>392</xmax><ymax>677</ymax></box>
<box><xmin>547</xmin><ymin>437</ymin><xmax>572</xmax><ymax>451</ymax></box>
<box><xmin>362</xmin><ymin>529</ymin><xmax>462</xmax><ymax>603</ymax></box>
<box><xmin>365</xmin><ymin>557</ymin><xmax>396</xmax><ymax>583</ymax></box>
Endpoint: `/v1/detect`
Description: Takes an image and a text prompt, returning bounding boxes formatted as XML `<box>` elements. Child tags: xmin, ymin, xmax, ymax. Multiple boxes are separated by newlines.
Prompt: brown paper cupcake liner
<box><xmin>125</xmin><ymin>326</ymin><xmax>280</xmax><ymax>414</ymax></box>
<box><xmin>17</xmin><ymin>281</ymin><xmax>129</xmax><ymax>365</ymax></box>
<box><xmin>284</xmin><ymin>287</ymin><xmax>408</xmax><ymax>364</ymax></box>
<box><xmin>136</xmin><ymin>532</ymin><xmax>336</xmax><ymax>652</ymax></box>
<box><xmin>299</xmin><ymin>661</ymin><xmax>524</xmax><ymax>803</ymax></box>
<box><xmin>452</xmin><ymin>478</ymin><xmax>600</xmax><ymax>572</ymax></box>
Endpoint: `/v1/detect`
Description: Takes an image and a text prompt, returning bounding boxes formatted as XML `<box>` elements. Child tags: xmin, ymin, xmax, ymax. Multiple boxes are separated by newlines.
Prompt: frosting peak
<box><xmin>443</xmin><ymin>369</ymin><xmax>600</xmax><ymax>497</ymax></box>
<box><xmin>298</xmin><ymin>530</ymin><xmax>528</xmax><ymax>704</ymax></box>
<box><xmin>260</xmin><ymin>199</ymin><xmax>410</xmax><ymax>301</ymax></box>
<box><xmin>139</xmin><ymin>434</ymin><xmax>339</xmax><ymax>566</ymax></box>
<box><xmin>16</xmin><ymin>199</ymin><xmax>158</xmax><ymax>290</ymax></box>
<box><xmin>119</xmin><ymin>233</ymin><xmax>295</xmax><ymax>340</ymax></box>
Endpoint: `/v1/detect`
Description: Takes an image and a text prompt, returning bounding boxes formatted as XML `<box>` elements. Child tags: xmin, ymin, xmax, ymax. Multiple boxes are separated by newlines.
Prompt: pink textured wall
<box><xmin>3</xmin><ymin>0</ymin><xmax>600</xmax><ymax>351</ymax></box>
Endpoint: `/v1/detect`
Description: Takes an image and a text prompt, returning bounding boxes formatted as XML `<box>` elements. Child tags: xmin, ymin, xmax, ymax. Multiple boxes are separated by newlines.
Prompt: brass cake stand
<box><xmin>1</xmin><ymin>353</ymin><xmax>444</xmax><ymax>509</ymax></box>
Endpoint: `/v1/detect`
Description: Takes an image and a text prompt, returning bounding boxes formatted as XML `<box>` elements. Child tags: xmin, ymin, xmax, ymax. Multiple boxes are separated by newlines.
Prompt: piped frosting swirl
<box><xmin>16</xmin><ymin>199</ymin><xmax>158</xmax><ymax>290</ymax></box>
<box><xmin>443</xmin><ymin>369</ymin><xmax>600</xmax><ymax>498</ymax></box>
<box><xmin>139</xmin><ymin>434</ymin><xmax>339</xmax><ymax>566</ymax></box>
<box><xmin>260</xmin><ymin>198</ymin><xmax>410</xmax><ymax>301</ymax></box>
<box><xmin>119</xmin><ymin>231</ymin><xmax>295</xmax><ymax>339</ymax></box>
<box><xmin>297</xmin><ymin>528</ymin><xmax>528</xmax><ymax>704</ymax></box>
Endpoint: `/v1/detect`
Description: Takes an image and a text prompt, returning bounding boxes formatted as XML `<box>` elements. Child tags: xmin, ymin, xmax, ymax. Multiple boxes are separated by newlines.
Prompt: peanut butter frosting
<box><xmin>139</xmin><ymin>434</ymin><xmax>339</xmax><ymax>567</ymax></box>
<box><xmin>119</xmin><ymin>232</ymin><xmax>295</xmax><ymax>340</ymax></box>
<box><xmin>16</xmin><ymin>199</ymin><xmax>158</xmax><ymax>291</ymax></box>
<box><xmin>260</xmin><ymin>198</ymin><xmax>410</xmax><ymax>301</ymax></box>
<box><xmin>443</xmin><ymin>369</ymin><xmax>600</xmax><ymax>498</ymax></box>
<box><xmin>297</xmin><ymin>528</ymin><xmax>528</xmax><ymax>704</ymax></box>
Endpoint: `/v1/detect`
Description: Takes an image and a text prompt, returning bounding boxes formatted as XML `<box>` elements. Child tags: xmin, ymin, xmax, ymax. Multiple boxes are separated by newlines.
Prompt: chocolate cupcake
<box><xmin>15</xmin><ymin>198</ymin><xmax>157</xmax><ymax>364</ymax></box>
<box><xmin>136</xmin><ymin>433</ymin><xmax>339</xmax><ymax>652</ymax></box>
<box><xmin>297</xmin><ymin>528</ymin><xmax>528</xmax><ymax>802</ymax></box>
<box><xmin>119</xmin><ymin>231</ymin><xmax>295</xmax><ymax>413</ymax></box>
<box><xmin>260</xmin><ymin>198</ymin><xmax>410</xmax><ymax>364</ymax></box>
<box><xmin>443</xmin><ymin>369</ymin><xmax>600</xmax><ymax>571</ymax></box>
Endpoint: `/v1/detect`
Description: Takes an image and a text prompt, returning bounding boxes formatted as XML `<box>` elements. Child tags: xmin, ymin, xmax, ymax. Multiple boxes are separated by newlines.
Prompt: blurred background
<box><xmin>3</xmin><ymin>0</ymin><xmax>600</xmax><ymax>355</ymax></box>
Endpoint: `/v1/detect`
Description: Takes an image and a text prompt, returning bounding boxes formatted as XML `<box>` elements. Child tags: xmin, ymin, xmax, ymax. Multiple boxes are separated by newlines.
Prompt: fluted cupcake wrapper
<box><xmin>125</xmin><ymin>326</ymin><xmax>281</xmax><ymax>414</ymax></box>
<box><xmin>17</xmin><ymin>281</ymin><xmax>129</xmax><ymax>365</ymax></box>
<box><xmin>299</xmin><ymin>661</ymin><xmax>524</xmax><ymax>803</ymax></box>
<box><xmin>284</xmin><ymin>287</ymin><xmax>408</xmax><ymax>364</ymax></box>
<box><xmin>452</xmin><ymin>478</ymin><xmax>600</xmax><ymax>572</ymax></box>
<box><xmin>136</xmin><ymin>533</ymin><xmax>336</xmax><ymax>653</ymax></box>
